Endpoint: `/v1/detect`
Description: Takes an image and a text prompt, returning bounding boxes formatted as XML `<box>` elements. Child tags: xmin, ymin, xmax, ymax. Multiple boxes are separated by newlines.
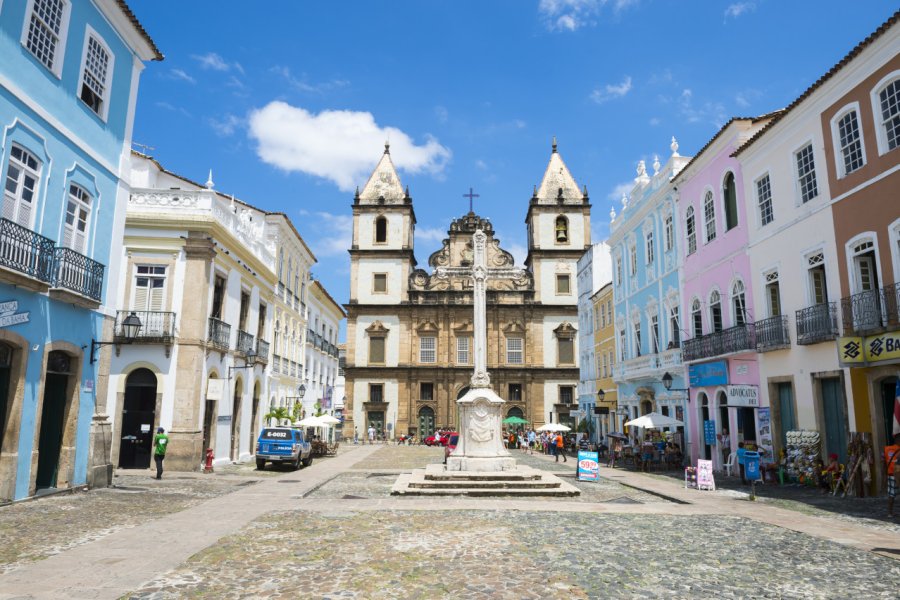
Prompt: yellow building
<box><xmin>593</xmin><ymin>282</ymin><xmax>618</xmax><ymax>434</ymax></box>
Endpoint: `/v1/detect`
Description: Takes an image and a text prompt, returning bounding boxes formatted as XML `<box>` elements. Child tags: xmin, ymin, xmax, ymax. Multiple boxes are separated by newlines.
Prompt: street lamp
<box><xmin>228</xmin><ymin>347</ymin><xmax>257</xmax><ymax>378</ymax></box>
<box><xmin>90</xmin><ymin>312</ymin><xmax>142</xmax><ymax>364</ymax></box>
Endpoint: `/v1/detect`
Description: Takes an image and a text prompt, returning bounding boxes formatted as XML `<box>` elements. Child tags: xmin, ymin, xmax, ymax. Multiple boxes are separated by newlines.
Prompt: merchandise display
<box><xmin>781</xmin><ymin>430</ymin><xmax>821</xmax><ymax>485</ymax></box>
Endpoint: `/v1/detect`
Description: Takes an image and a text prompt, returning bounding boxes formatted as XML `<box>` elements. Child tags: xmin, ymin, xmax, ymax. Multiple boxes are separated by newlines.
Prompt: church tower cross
<box><xmin>463</xmin><ymin>187</ymin><xmax>479</xmax><ymax>213</ymax></box>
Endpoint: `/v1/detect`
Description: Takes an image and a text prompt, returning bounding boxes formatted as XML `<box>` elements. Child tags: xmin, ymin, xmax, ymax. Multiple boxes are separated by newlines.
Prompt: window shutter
<box><xmin>133</xmin><ymin>284</ymin><xmax>149</xmax><ymax>311</ymax></box>
<box><xmin>149</xmin><ymin>283</ymin><xmax>164</xmax><ymax>311</ymax></box>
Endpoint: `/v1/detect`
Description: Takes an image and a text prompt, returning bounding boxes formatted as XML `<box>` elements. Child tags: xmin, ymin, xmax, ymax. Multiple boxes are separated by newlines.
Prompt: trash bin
<box><xmin>744</xmin><ymin>451</ymin><xmax>762</xmax><ymax>482</ymax></box>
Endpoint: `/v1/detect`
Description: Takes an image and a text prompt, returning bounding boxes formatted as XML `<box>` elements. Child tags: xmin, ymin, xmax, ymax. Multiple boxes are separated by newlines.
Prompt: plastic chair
<box><xmin>723</xmin><ymin>452</ymin><xmax>738</xmax><ymax>477</ymax></box>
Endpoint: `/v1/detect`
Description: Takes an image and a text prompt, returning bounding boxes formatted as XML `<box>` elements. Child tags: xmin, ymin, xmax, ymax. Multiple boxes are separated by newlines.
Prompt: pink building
<box><xmin>675</xmin><ymin>115</ymin><xmax>781</xmax><ymax>470</ymax></box>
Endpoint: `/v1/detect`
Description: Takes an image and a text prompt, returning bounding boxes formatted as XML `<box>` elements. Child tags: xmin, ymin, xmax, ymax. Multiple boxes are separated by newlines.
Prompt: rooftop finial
<box><xmin>205</xmin><ymin>169</ymin><xmax>214</xmax><ymax>189</ymax></box>
<box><xmin>610</xmin><ymin>205</ymin><xmax>616</xmax><ymax>220</ymax></box>
<box><xmin>551</xmin><ymin>136</ymin><xmax>558</xmax><ymax>153</ymax></box>
<box><xmin>384</xmin><ymin>140</ymin><xmax>390</xmax><ymax>154</ymax></box>
<box><xmin>621</xmin><ymin>193</ymin><xmax>628</xmax><ymax>209</ymax></box>
<box><xmin>652</xmin><ymin>155</ymin><xmax>660</xmax><ymax>175</ymax></box>
<box><xmin>670</xmin><ymin>136</ymin><xmax>679</xmax><ymax>156</ymax></box>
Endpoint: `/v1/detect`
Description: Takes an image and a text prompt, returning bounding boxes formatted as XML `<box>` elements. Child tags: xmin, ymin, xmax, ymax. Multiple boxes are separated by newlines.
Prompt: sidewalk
<box><xmin>0</xmin><ymin>445</ymin><xmax>378</xmax><ymax>600</ymax></box>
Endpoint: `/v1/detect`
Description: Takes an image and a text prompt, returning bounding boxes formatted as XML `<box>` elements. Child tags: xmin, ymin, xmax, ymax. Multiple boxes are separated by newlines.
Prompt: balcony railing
<box><xmin>115</xmin><ymin>310</ymin><xmax>175</xmax><ymax>343</ymax></box>
<box><xmin>841</xmin><ymin>283</ymin><xmax>900</xmax><ymax>336</ymax></box>
<box><xmin>256</xmin><ymin>339</ymin><xmax>270</xmax><ymax>364</ymax></box>
<box><xmin>796</xmin><ymin>302</ymin><xmax>839</xmax><ymax>345</ymax></box>
<box><xmin>237</xmin><ymin>329</ymin><xmax>255</xmax><ymax>355</ymax></box>
<box><xmin>208</xmin><ymin>317</ymin><xmax>231</xmax><ymax>350</ymax></box>
<box><xmin>52</xmin><ymin>247</ymin><xmax>104</xmax><ymax>302</ymax></box>
<box><xmin>755</xmin><ymin>315</ymin><xmax>790</xmax><ymax>352</ymax></box>
<box><xmin>683</xmin><ymin>323</ymin><xmax>756</xmax><ymax>362</ymax></box>
<box><xmin>0</xmin><ymin>218</ymin><xmax>54</xmax><ymax>283</ymax></box>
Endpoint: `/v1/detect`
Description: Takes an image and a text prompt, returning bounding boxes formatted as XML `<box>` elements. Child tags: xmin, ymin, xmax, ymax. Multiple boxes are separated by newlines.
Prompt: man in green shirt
<box><xmin>152</xmin><ymin>427</ymin><xmax>169</xmax><ymax>480</ymax></box>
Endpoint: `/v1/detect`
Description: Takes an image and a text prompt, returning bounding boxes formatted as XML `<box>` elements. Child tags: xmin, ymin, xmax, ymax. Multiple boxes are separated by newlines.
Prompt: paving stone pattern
<box><xmin>127</xmin><ymin>510</ymin><xmax>900</xmax><ymax>599</ymax></box>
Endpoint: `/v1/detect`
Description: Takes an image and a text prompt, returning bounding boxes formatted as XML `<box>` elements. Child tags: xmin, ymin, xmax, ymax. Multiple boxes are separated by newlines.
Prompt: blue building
<box><xmin>608</xmin><ymin>142</ymin><xmax>691</xmax><ymax>451</ymax></box>
<box><xmin>0</xmin><ymin>0</ymin><xmax>160</xmax><ymax>501</ymax></box>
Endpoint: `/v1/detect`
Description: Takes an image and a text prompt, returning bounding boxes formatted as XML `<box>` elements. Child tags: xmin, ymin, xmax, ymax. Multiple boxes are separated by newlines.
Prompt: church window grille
<box><xmin>559</xmin><ymin>386</ymin><xmax>574</xmax><ymax>405</ymax></box>
<box><xmin>373</xmin><ymin>273</ymin><xmax>387</xmax><ymax>293</ymax></box>
<box><xmin>508</xmin><ymin>383</ymin><xmax>522</xmax><ymax>402</ymax></box>
<box><xmin>457</xmin><ymin>336</ymin><xmax>470</xmax><ymax>364</ymax></box>
<box><xmin>419</xmin><ymin>382</ymin><xmax>433</xmax><ymax>401</ymax></box>
<box><xmin>369</xmin><ymin>384</ymin><xmax>383</xmax><ymax>403</ymax></box>
<box><xmin>419</xmin><ymin>336</ymin><xmax>436</xmax><ymax>363</ymax></box>
<box><xmin>506</xmin><ymin>337</ymin><xmax>523</xmax><ymax>364</ymax></box>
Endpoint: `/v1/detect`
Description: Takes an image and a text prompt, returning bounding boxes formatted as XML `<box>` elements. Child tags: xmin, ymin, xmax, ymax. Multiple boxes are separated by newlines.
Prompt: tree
<box><xmin>264</xmin><ymin>406</ymin><xmax>290</xmax><ymax>425</ymax></box>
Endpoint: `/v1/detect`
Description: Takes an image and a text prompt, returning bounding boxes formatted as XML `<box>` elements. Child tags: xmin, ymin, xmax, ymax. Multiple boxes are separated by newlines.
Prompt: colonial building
<box><xmin>0</xmin><ymin>0</ymin><xmax>161</xmax><ymax>501</ymax></box>
<box><xmin>592</xmin><ymin>282</ymin><xmax>618</xmax><ymax>435</ymax></box>
<box><xmin>344</xmin><ymin>142</ymin><xmax>589</xmax><ymax>439</ymax></box>
<box><xmin>609</xmin><ymin>141</ymin><xmax>690</xmax><ymax>449</ymax></box>
<box><xmin>302</xmin><ymin>279</ymin><xmax>344</xmax><ymax>418</ymax></box>
<box><xmin>577</xmin><ymin>242</ymin><xmax>611</xmax><ymax>439</ymax></box>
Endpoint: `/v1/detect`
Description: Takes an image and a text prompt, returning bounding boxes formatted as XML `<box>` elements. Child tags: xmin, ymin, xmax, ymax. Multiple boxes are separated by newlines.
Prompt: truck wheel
<box><xmin>256</xmin><ymin>459</ymin><xmax>265</xmax><ymax>470</ymax></box>
<box><xmin>302</xmin><ymin>455</ymin><xmax>313</xmax><ymax>468</ymax></box>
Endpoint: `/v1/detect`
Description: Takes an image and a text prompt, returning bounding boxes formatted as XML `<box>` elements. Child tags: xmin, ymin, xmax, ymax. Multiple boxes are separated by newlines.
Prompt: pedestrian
<box><xmin>354</xmin><ymin>428</ymin><xmax>359</xmax><ymax>445</ymax></box>
<box><xmin>884</xmin><ymin>433</ymin><xmax>900</xmax><ymax>517</ymax></box>
<box><xmin>555</xmin><ymin>432</ymin><xmax>567</xmax><ymax>463</ymax></box>
<box><xmin>367</xmin><ymin>425</ymin><xmax>375</xmax><ymax>444</ymax></box>
<box><xmin>737</xmin><ymin>441</ymin><xmax>747</xmax><ymax>484</ymax></box>
<box><xmin>152</xmin><ymin>426</ymin><xmax>169</xmax><ymax>480</ymax></box>
<box><xmin>528</xmin><ymin>429</ymin><xmax>536</xmax><ymax>455</ymax></box>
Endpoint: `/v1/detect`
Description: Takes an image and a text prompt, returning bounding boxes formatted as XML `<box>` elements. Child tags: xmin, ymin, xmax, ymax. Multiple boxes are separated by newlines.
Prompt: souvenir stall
<box><xmin>780</xmin><ymin>430</ymin><xmax>820</xmax><ymax>485</ymax></box>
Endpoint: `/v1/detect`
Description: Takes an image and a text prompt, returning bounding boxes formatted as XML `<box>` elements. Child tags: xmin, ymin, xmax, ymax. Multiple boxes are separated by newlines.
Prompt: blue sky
<box><xmin>129</xmin><ymin>0</ymin><xmax>896</xmax><ymax>335</ymax></box>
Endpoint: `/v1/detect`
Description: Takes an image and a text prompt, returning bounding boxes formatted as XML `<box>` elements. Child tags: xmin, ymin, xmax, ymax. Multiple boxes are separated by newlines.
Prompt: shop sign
<box><xmin>0</xmin><ymin>300</ymin><xmax>29</xmax><ymax>328</ymax></box>
<box><xmin>726</xmin><ymin>385</ymin><xmax>759</xmax><ymax>407</ymax></box>
<box><xmin>704</xmin><ymin>420</ymin><xmax>716</xmax><ymax>445</ymax></box>
<box><xmin>207</xmin><ymin>379</ymin><xmax>225</xmax><ymax>400</ymax></box>
<box><xmin>838</xmin><ymin>330</ymin><xmax>900</xmax><ymax>366</ymax></box>
<box><xmin>697</xmin><ymin>459</ymin><xmax>716</xmax><ymax>490</ymax></box>
<box><xmin>689</xmin><ymin>361</ymin><xmax>728</xmax><ymax>387</ymax></box>
<box><xmin>577</xmin><ymin>450</ymin><xmax>600</xmax><ymax>481</ymax></box>
<box><xmin>217</xmin><ymin>415</ymin><xmax>231</xmax><ymax>423</ymax></box>
<box><xmin>757</xmin><ymin>408</ymin><xmax>773</xmax><ymax>463</ymax></box>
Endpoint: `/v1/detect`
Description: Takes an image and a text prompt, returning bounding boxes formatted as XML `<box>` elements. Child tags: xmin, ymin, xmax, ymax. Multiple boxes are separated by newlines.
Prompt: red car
<box><xmin>444</xmin><ymin>433</ymin><xmax>459</xmax><ymax>462</ymax></box>
<box><xmin>424</xmin><ymin>432</ymin><xmax>458</xmax><ymax>447</ymax></box>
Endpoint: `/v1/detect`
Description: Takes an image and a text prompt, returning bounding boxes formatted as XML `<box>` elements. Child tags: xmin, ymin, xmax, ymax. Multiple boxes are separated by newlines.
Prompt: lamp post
<box><xmin>595</xmin><ymin>388</ymin><xmax>605</xmax><ymax>445</ymax></box>
<box><xmin>227</xmin><ymin>346</ymin><xmax>257</xmax><ymax>379</ymax></box>
<box><xmin>90</xmin><ymin>312</ymin><xmax>142</xmax><ymax>364</ymax></box>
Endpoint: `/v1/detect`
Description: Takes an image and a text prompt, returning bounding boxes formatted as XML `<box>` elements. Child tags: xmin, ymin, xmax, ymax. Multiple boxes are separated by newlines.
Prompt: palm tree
<box><xmin>264</xmin><ymin>406</ymin><xmax>290</xmax><ymax>426</ymax></box>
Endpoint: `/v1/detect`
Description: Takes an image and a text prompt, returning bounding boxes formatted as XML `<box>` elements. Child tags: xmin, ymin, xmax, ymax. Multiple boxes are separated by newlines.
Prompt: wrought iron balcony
<box><xmin>0</xmin><ymin>218</ymin><xmax>54</xmax><ymax>284</ymax></box>
<box><xmin>683</xmin><ymin>323</ymin><xmax>757</xmax><ymax>362</ymax></box>
<box><xmin>796</xmin><ymin>302</ymin><xmax>839</xmax><ymax>345</ymax></box>
<box><xmin>52</xmin><ymin>247</ymin><xmax>104</xmax><ymax>302</ymax></box>
<box><xmin>115</xmin><ymin>310</ymin><xmax>175</xmax><ymax>344</ymax></box>
<box><xmin>755</xmin><ymin>315</ymin><xmax>790</xmax><ymax>352</ymax></box>
<box><xmin>256</xmin><ymin>339</ymin><xmax>270</xmax><ymax>364</ymax></box>
<box><xmin>237</xmin><ymin>329</ymin><xmax>255</xmax><ymax>355</ymax></box>
<box><xmin>208</xmin><ymin>317</ymin><xmax>231</xmax><ymax>351</ymax></box>
<box><xmin>841</xmin><ymin>283</ymin><xmax>900</xmax><ymax>336</ymax></box>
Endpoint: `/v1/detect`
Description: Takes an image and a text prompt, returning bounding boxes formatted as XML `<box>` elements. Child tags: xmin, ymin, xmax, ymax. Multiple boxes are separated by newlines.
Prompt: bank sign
<box><xmin>726</xmin><ymin>385</ymin><xmax>759</xmax><ymax>407</ymax></box>
<box><xmin>838</xmin><ymin>330</ymin><xmax>900</xmax><ymax>366</ymax></box>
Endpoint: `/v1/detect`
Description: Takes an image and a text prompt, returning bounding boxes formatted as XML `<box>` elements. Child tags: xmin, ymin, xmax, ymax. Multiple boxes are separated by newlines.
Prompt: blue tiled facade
<box><xmin>0</xmin><ymin>0</ymin><xmax>159</xmax><ymax>500</ymax></box>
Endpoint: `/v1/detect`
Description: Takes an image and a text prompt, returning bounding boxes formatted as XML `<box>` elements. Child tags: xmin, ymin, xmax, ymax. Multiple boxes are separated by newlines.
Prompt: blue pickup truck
<box><xmin>255</xmin><ymin>427</ymin><xmax>312</xmax><ymax>470</ymax></box>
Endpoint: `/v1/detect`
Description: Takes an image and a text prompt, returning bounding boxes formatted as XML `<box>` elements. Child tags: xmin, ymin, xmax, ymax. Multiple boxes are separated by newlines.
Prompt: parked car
<box><xmin>444</xmin><ymin>433</ymin><xmax>459</xmax><ymax>463</ymax></box>
<box><xmin>255</xmin><ymin>427</ymin><xmax>312</xmax><ymax>470</ymax></box>
<box><xmin>425</xmin><ymin>432</ymin><xmax>458</xmax><ymax>447</ymax></box>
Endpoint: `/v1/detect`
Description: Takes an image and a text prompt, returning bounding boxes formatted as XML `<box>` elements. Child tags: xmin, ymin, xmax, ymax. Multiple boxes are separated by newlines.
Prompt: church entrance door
<box><xmin>418</xmin><ymin>407</ymin><xmax>435</xmax><ymax>438</ymax></box>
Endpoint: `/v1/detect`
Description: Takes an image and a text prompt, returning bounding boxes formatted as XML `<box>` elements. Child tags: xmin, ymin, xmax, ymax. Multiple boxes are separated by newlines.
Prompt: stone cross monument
<box><xmin>435</xmin><ymin>229</ymin><xmax>525</xmax><ymax>471</ymax></box>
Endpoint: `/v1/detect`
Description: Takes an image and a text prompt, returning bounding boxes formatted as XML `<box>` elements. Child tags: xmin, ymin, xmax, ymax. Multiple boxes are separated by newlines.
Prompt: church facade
<box><xmin>344</xmin><ymin>142</ymin><xmax>590</xmax><ymax>439</ymax></box>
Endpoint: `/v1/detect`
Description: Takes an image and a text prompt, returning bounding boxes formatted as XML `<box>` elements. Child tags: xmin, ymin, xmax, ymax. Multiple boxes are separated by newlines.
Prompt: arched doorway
<box><xmin>36</xmin><ymin>351</ymin><xmax>74</xmax><ymax>489</ymax></box>
<box><xmin>717</xmin><ymin>390</ymin><xmax>729</xmax><ymax>438</ymax></box>
<box><xmin>202</xmin><ymin>374</ymin><xmax>218</xmax><ymax>454</ymax></box>
<box><xmin>640</xmin><ymin>399</ymin><xmax>653</xmax><ymax>415</ymax></box>
<box><xmin>698</xmin><ymin>392</ymin><xmax>711</xmax><ymax>460</ymax></box>
<box><xmin>418</xmin><ymin>406</ymin><xmax>435</xmax><ymax>437</ymax></box>
<box><xmin>0</xmin><ymin>343</ymin><xmax>12</xmax><ymax>464</ymax></box>
<box><xmin>250</xmin><ymin>381</ymin><xmax>261</xmax><ymax>453</ymax></box>
<box><xmin>118</xmin><ymin>368</ymin><xmax>158</xmax><ymax>469</ymax></box>
<box><xmin>231</xmin><ymin>377</ymin><xmax>242</xmax><ymax>461</ymax></box>
<box><xmin>507</xmin><ymin>406</ymin><xmax>525</xmax><ymax>420</ymax></box>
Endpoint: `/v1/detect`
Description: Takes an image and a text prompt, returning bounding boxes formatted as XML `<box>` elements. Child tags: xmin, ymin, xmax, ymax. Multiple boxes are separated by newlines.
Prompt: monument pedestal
<box><xmin>445</xmin><ymin>387</ymin><xmax>517</xmax><ymax>472</ymax></box>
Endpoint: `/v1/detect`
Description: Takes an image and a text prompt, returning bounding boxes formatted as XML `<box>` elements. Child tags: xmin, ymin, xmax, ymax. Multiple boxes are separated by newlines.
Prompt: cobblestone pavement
<box><xmin>0</xmin><ymin>474</ymin><xmax>251</xmax><ymax>574</ymax></box>
<box><xmin>127</xmin><ymin>510</ymin><xmax>900</xmax><ymax>599</ymax></box>
<box><xmin>349</xmin><ymin>444</ymin><xmax>445</xmax><ymax>471</ymax></box>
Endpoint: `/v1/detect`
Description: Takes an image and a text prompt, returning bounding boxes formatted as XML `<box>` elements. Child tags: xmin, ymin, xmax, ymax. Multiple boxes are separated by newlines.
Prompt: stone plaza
<box><xmin>1</xmin><ymin>444</ymin><xmax>898</xmax><ymax>599</ymax></box>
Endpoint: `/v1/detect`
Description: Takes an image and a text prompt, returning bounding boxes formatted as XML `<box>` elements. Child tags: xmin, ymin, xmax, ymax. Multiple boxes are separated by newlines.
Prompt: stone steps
<box><xmin>392</xmin><ymin>464</ymin><xmax>581</xmax><ymax>497</ymax></box>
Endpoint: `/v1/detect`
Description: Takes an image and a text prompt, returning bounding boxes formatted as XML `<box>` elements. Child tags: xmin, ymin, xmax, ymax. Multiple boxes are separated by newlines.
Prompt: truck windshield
<box><xmin>260</xmin><ymin>429</ymin><xmax>292</xmax><ymax>440</ymax></box>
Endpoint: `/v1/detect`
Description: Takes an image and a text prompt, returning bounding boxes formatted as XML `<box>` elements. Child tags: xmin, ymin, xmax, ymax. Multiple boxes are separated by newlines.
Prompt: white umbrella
<box><xmin>317</xmin><ymin>415</ymin><xmax>340</xmax><ymax>425</ymax></box>
<box><xmin>624</xmin><ymin>412</ymin><xmax>684</xmax><ymax>429</ymax></box>
<box><xmin>537</xmin><ymin>423</ymin><xmax>572</xmax><ymax>432</ymax></box>
<box><xmin>295</xmin><ymin>416</ymin><xmax>324</xmax><ymax>427</ymax></box>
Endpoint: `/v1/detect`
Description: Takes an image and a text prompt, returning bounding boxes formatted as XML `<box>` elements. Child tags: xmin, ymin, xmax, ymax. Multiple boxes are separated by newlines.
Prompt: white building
<box><xmin>576</xmin><ymin>242</ymin><xmax>612</xmax><ymax>436</ymax></box>
<box><xmin>302</xmin><ymin>280</ymin><xmax>344</xmax><ymax>419</ymax></box>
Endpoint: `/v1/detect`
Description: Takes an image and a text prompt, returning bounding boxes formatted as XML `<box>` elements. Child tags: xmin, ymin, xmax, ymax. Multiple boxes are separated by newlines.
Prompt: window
<box><xmin>618</xmin><ymin>329</ymin><xmax>626</xmax><ymax>361</ymax></box>
<box><xmin>420</xmin><ymin>382</ymin><xmax>433</xmax><ymax>401</ymax></box>
<box><xmin>615</xmin><ymin>256</ymin><xmax>623</xmax><ymax>284</ymax></box>
<box><xmin>419</xmin><ymin>336</ymin><xmax>436</xmax><ymax>363</ymax></box>
<box><xmin>808</xmin><ymin>252</ymin><xmax>828</xmax><ymax>304</ymax></box>
<box><xmin>836</xmin><ymin>109</ymin><xmax>864</xmax><ymax>175</ymax></box>
<box><xmin>703</xmin><ymin>191</ymin><xmax>716</xmax><ymax>242</ymax></box>
<box><xmin>211</xmin><ymin>274</ymin><xmax>226</xmax><ymax>318</ymax></box>
<box><xmin>732</xmin><ymin>281</ymin><xmax>746</xmax><ymax>327</ymax></box>
<box><xmin>133</xmin><ymin>265</ymin><xmax>166</xmax><ymax>311</ymax></box>
<box><xmin>3</xmin><ymin>145</ymin><xmax>41</xmax><ymax>227</ymax></box>
<box><xmin>559</xmin><ymin>386</ymin><xmax>574</xmax><ymax>405</ymax></box>
<box><xmin>664</xmin><ymin>214</ymin><xmax>674</xmax><ymax>252</ymax></box>
<box><xmin>558</xmin><ymin>338</ymin><xmax>574</xmax><ymax>364</ymax></box>
<box><xmin>239</xmin><ymin>291</ymin><xmax>250</xmax><ymax>329</ymax></box>
<box><xmin>795</xmin><ymin>143</ymin><xmax>818</xmax><ymax>203</ymax></box>
<box><xmin>877</xmin><ymin>78</ymin><xmax>900</xmax><ymax>151</ymax></box>
<box><xmin>709</xmin><ymin>290</ymin><xmax>723</xmax><ymax>333</ymax></box>
<box><xmin>599</xmin><ymin>303</ymin><xmax>606</xmax><ymax>328</ymax></box>
<box><xmin>650</xmin><ymin>314</ymin><xmax>659</xmax><ymax>354</ymax></box>
<box><xmin>692</xmin><ymin>299</ymin><xmax>703</xmax><ymax>337</ymax></box>
<box><xmin>24</xmin><ymin>0</ymin><xmax>69</xmax><ymax>75</ymax></box>
<box><xmin>508</xmin><ymin>383</ymin><xmax>522</xmax><ymax>402</ymax></box>
<box><xmin>723</xmin><ymin>172</ymin><xmax>738</xmax><ymax>231</ymax></box>
<box><xmin>369</xmin><ymin>384</ymin><xmax>383</xmax><ymax>403</ymax></box>
<box><xmin>685</xmin><ymin>207</ymin><xmax>696</xmax><ymax>255</ymax></box>
<box><xmin>756</xmin><ymin>174</ymin><xmax>773</xmax><ymax>226</ymax></box>
<box><xmin>645</xmin><ymin>231</ymin><xmax>654</xmax><ymax>264</ymax></box>
<box><xmin>633</xmin><ymin>322</ymin><xmax>641</xmax><ymax>357</ymax></box>
<box><xmin>629</xmin><ymin>244</ymin><xmax>637</xmax><ymax>275</ymax></box>
<box><xmin>456</xmin><ymin>336</ymin><xmax>470</xmax><ymax>364</ymax></box>
<box><xmin>373</xmin><ymin>273</ymin><xmax>387</xmax><ymax>293</ymax></box>
<box><xmin>555</xmin><ymin>215</ymin><xmax>569</xmax><ymax>243</ymax></box>
<box><xmin>506</xmin><ymin>337</ymin><xmax>523</xmax><ymax>364</ymax></box>
<box><xmin>556</xmin><ymin>274</ymin><xmax>570</xmax><ymax>295</ymax></box>
<box><xmin>369</xmin><ymin>336</ymin><xmax>385</xmax><ymax>364</ymax></box>
<box><xmin>63</xmin><ymin>184</ymin><xmax>90</xmax><ymax>252</ymax></box>
<box><xmin>669</xmin><ymin>306</ymin><xmax>680</xmax><ymax>347</ymax></box>
<box><xmin>765</xmin><ymin>271</ymin><xmax>781</xmax><ymax>317</ymax></box>
<box><xmin>375</xmin><ymin>216</ymin><xmax>387</xmax><ymax>243</ymax></box>
<box><xmin>79</xmin><ymin>32</ymin><xmax>112</xmax><ymax>118</ymax></box>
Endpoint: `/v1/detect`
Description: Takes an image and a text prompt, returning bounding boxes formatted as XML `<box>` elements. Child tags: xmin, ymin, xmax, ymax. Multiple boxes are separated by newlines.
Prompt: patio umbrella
<box><xmin>624</xmin><ymin>412</ymin><xmax>684</xmax><ymax>429</ymax></box>
<box><xmin>317</xmin><ymin>415</ymin><xmax>341</xmax><ymax>425</ymax></box>
<box><xmin>295</xmin><ymin>416</ymin><xmax>324</xmax><ymax>427</ymax></box>
<box><xmin>537</xmin><ymin>423</ymin><xmax>571</xmax><ymax>432</ymax></box>
<box><xmin>502</xmin><ymin>416</ymin><xmax>529</xmax><ymax>425</ymax></box>
<box><xmin>606</xmin><ymin>432</ymin><xmax>629</xmax><ymax>440</ymax></box>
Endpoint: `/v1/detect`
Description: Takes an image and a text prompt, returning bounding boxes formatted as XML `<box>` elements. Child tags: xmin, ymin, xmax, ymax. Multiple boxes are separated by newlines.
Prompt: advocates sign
<box><xmin>726</xmin><ymin>385</ymin><xmax>759</xmax><ymax>407</ymax></box>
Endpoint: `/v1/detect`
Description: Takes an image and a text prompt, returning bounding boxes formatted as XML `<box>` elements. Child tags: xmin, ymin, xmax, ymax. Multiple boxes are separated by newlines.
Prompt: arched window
<box><xmin>876</xmin><ymin>76</ymin><xmax>900</xmax><ymax>152</ymax></box>
<box><xmin>555</xmin><ymin>215</ymin><xmax>569</xmax><ymax>243</ymax></box>
<box><xmin>507</xmin><ymin>406</ymin><xmax>524</xmax><ymax>420</ymax></box>
<box><xmin>732</xmin><ymin>280</ymin><xmax>746</xmax><ymax>327</ymax></box>
<box><xmin>703</xmin><ymin>191</ymin><xmax>716</xmax><ymax>242</ymax></box>
<box><xmin>375</xmin><ymin>216</ymin><xmax>387</xmax><ymax>243</ymax></box>
<box><xmin>691</xmin><ymin>299</ymin><xmax>703</xmax><ymax>337</ymax></box>
<box><xmin>3</xmin><ymin>144</ymin><xmax>42</xmax><ymax>227</ymax></box>
<box><xmin>723</xmin><ymin>172</ymin><xmax>738</xmax><ymax>231</ymax></box>
<box><xmin>685</xmin><ymin>207</ymin><xmax>696</xmax><ymax>255</ymax></box>
<box><xmin>709</xmin><ymin>290</ymin><xmax>723</xmax><ymax>333</ymax></box>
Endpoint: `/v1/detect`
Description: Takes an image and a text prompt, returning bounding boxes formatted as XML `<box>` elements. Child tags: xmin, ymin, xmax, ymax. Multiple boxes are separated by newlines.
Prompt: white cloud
<box><xmin>724</xmin><ymin>2</ymin><xmax>756</xmax><ymax>19</ymax></box>
<box><xmin>475</xmin><ymin>159</ymin><xmax>489</xmax><ymax>171</ymax></box>
<box><xmin>306</xmin><ymin>212</ymin><xmax>354</xmax><ymax>257</ymax></box>
<box><xmin>192</xmin><ymin>52</ymin><xmax>231</xmax><ymax>71</ymax></box>
<box><xmin>208</xmin><ymin>114</ymin><xmax>242</xmax><ymax>137</ymax></box>
<box><xmin>415</xmin><ymin>226</ymin><xmax>447</xmax><ymax>245</ymax></box>
<box><xmin>167</xmin><ymin>68</ymin><xmax>195</xmax><ymax>84</ymax></box>
<box><xmin>248</xmin><ymin>101</ymin><xmax>452</xmax><ymax>192</ymax></box>
<box><xmin>679</xmin><ymin>88</ymin><xmax>727</xmax><ymax>127</ymax></box>
<box><xmin>539</xmin><ymin>0</ymin><xmax>638</xmax><ymax>32</ymax></box>
<box><xmin>648</xmin><ymin>117</ymin><xmax>661</xmax><ymax>126</ymax></box>
<box><xmin>155</xmin><ymin>101</ymin><xmax>191</xmax><ymax>117</ymax></box>
<box><xmin>607</xmin><ymin>181</ymin><xmax>633</xmax><ymax>202</ymax></box>
<box><xmin>590</xmin><ymin>76</ymin><xmax>632</xmax><ymax>103</ymax></box>
<box><xmin>434</xmin><ymin>106</ymin><xmax>449</xmax><ymax>123</ymax></box>
<box><xmin>271</xmin><ymin>66</ymin><xmax>349</xmax><ymax>94</ymax></box>
<box><xmin>734</xmin><ymin>88</ymin><xmax>762</xmax><ymax>109</ymax></box>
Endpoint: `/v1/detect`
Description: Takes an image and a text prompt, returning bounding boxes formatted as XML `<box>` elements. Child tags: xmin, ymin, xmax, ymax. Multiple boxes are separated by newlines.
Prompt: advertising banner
<box><xmin>577</xmin><ymin>450</ymin><xmax>600</xmax><ymax>482</ymax></box>
<box><xmin>697</xmin><ymin>459</ymin><xmax>716</xmax><ymax>490</ymax></box>
<box><xmin>689</xmin><ymin>361</ymin><xmax>728</xmax><ymax>387</ymax></box>
<box><xmin>704</xmin><ymin>420</ymin><xmax>716</xmax><ymax>445</ymax></box>
<box><xmin>757</xmin><ymin>407</ymin><xmax>774</xmax><ymax>462</ymax></box>
<box><xmin>838</xmin><ymin>331</ymin><xmax>900</xmax><ymax>366</ymax></box>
